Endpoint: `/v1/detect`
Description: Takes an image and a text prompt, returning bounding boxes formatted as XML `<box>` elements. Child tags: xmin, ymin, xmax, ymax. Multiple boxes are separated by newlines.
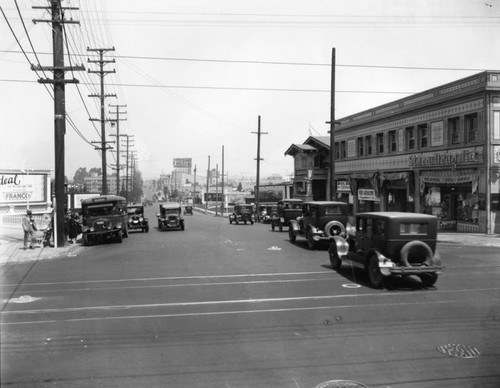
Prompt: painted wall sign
<box><xmin>431</xmin><ymin>121</ymin><xmax>444</xmax><ymax>147</ymax></box>
<box><xmin>358</xmin><ymin>189</ymin><xmax>380</xmax><ymax>201</ymax></box>
<box><xmin>408</xmin><ymin>147</ymin><xmax>483</xmax><ymax>167</ymax></box>
<box><xmin>337</xmin><ymin>181</ymin><xmax>351</xmax><ymax>192</ymax></box>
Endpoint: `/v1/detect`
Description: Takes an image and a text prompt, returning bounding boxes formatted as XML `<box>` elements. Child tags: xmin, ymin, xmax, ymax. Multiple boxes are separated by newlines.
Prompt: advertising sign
<box><xmin>173</xmin><ymin>158</ymin><xmax>192</xmax><ymax>169</ymax></box>
<box><xmin>358</xmin><ymin>189</ymin><xmax>380</xmax><ymax>201</ymax></box>
<box><xmin>0</xmin><ymin>173</ymin><xmax>47</xmax><ymax>204</ymax></box>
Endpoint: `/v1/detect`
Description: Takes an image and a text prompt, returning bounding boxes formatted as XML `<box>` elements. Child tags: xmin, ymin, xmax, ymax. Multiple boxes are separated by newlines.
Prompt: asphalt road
<box><xmin>1</xmin><ymin>206</ymin><xmax>499</xmax><ymax>388</ymax></box>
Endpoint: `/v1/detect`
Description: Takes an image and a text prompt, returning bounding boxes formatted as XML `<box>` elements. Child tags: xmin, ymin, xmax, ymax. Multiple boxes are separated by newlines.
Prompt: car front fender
<box><xmin>329</xmin><ymin>236</ymin><xmax>349</xmax><ymax>257</ymax></box>
<box><xmin>289</xmin><ymin>220</ymin><xmax>300</xmax><ymax>233</ymax></box>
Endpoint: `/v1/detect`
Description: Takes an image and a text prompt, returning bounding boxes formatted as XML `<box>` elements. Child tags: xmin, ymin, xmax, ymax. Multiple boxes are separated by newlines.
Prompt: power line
<box><xmin>0</xmin><ymin>49</ymin><xmax>489</xmax><ymax>72</ymax></box>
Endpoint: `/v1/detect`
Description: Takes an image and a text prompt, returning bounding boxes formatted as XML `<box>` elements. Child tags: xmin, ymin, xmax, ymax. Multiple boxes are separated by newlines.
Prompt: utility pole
<box><xmin>121</xmin><ymin>134</ymin><xmax>134</xmax><ymax>202</ymax></box>
<box><xmin>327</xmin><ymin>48</ymin><xmax>338</xmax><ymax>201</ymax></box>
<box><xmin>109</xmin><ymin>103</ymin><xmax>127</xmax><ymax>196</ymax></box>
<box><xmin>221</xmin><ymin>145</ymin><xmax>225</xmax><ymax>216</ymax></box>
<box><xmin>32</xmin><ymin>1</ymin><xmax>84</xmax><ymax>248</ymax></box>
<box><xmin>205</xmin><ymin>156</ymin><xmax>210</xmax><ymax>214</ymax></box>
<box><xmin>193</xmin><ymin>165</ymin><xmax>197</xmax><ymax>208</ymax></box>
<box><xmin>215</xmin><ymin>164</ymin><xmax>219</xmax><ymax>216</ymax></box>
<box><xmin>252</xmin><ymin>116</ymin><xmax>267</xmax><ymax>221</ymax></box>
<box><xmin>88</xmin><ymin>47</ymin><xmax>116</xmax><ymax>195</ymax></box>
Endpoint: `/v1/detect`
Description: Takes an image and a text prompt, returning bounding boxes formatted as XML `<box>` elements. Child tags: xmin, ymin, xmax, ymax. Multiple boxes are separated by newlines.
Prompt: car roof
<box><xmin>302</xmin><ymin>201</ymin><xmax>348</xmax><ymax>206</ymax></box>
<box><xmin>356</xmin><ymin>212</ymin><xmax>437</xmax><ymax>220</ymax></box>
<box><xmin>81</xmin><ymin>195</ymin><xmax>126</xmax><ymax>205</ymax></box>
<box><xmin>161</xmin><ymin>202</ymin><xmax>182</xmax><ymax>209</ymax></box>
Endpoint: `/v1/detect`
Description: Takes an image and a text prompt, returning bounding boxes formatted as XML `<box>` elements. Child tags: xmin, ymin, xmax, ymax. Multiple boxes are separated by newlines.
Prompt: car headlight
<box><xmin>128</xmin><ymin>218</ymin><xmax>133</xmax><ymax>223</ymax></box>
<box><xmin>116</xmin><ymin>222</ymin><xmax>122</xmax><ymax>229</ymax></box>
<box><xmin>139</xmin><ymin>217</ymin><xmax>143</xmax><ymax>222</ymax></box>
<box><xmin>90</xmin><ymin>227</ymin><xmax>94</xmax><ymax>232</ymax></box>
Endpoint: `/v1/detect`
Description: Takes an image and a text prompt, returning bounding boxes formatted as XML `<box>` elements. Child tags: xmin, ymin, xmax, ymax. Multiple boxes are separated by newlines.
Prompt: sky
<box><xmin>1</xmin><ymin>0</ymin><xmax>500</xmax><ymax>181</ymax></box>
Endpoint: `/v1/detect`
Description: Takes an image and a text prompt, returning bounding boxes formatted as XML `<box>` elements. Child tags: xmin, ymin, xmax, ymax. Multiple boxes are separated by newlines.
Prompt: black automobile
<box><xmin>184</xmin><ymin>205</ymin><xmax>193</xmax><ymax>215</ymax></box>
<box><xmin>271</xmin><ymin>199</ymin><xmax>303</xmax><ymax>232</ymax></box>
<box><xmin>229</xmin><ymin>204</ymin><xmax>255</xmax><ymax>225</ymax></box>
<box><xmin>328</xmin><ymin>212</ymin><xmax>443</xmax><ymax>289</ymax></box>
<box><xmin>157</xmin><ymin>203</ymin><xmax>185</xmax><ymax>231</ymax></box>
<box><xmin>127</xmin><ymin>205</ymin><xmax>149</xmax><ymax>233</ymax></box>
<box><xmin>288</xmin><ymin>201</ymin><xmax>350</xmax><ymax>250</ymax></box>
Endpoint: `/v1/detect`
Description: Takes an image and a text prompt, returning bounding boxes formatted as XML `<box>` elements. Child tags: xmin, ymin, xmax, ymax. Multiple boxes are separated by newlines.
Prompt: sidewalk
<box><xmin>437</xmin><ymin>232</ymin><xmax>500</xmax><ymax>248</ymax></box>
<box><xmin>0</xmin><ymin>226</ymin><xmax>84</xmax><ymax>265</ymax></box>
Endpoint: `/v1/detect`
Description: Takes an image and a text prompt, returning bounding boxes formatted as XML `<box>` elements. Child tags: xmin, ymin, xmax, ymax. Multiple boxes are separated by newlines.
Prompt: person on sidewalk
<box><xmin>21</xmin><ymin>209</ymin><xmax>37</xmax><ymax>250</ymax></box>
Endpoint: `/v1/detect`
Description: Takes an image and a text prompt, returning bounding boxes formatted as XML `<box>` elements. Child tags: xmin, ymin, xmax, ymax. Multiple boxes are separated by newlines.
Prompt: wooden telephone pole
<box><xmin>252</xmin><ymin>116</ymin><xmax>267</xmax><ymax>221</ymax></box>
<box><xmin>88</xmin><ymin>47</ymin><xmax>116</xmax><ymax>195</ymax></box>
<box><xmin>32</xmin><ymin>0</ymin><xmax>84</xmax><ymax>248</ymax></box>
<box><xmin>109</xmin><ymin>104</ymin><xmax>127</xmax><ymax>196</ymax></box>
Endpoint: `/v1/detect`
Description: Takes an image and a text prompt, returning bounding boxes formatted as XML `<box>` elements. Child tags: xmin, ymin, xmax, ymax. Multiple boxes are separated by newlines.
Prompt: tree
<box><xmin>73</xmin><ymin>167</ymin><xmax>88</xmax><ymax>184</ymax></box>
<box><xmin>237</xmin><ymin>182</ymin><xmax>243</xmax><ymax>192</ymax></box>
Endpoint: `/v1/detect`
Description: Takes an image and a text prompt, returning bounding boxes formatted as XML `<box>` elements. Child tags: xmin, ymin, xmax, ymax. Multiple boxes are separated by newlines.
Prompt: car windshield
<box><xmin>127</xmin><ymin>207</ymin><xmax>143</xmax><ymax>215</ymax></box>
<box><xmin>163</xmin><ymin>208</ymin><xmax>180</xmax><ymax>215</ymax></box>
<box><xmin>84</xmin><ymin>203</ymin><xmax>124</xmax><ymax>217</ymax></box>
<box><xmin>400</xmin><ymin>222</ymin><xmax>428</xmax><ymax>235</ymax></box>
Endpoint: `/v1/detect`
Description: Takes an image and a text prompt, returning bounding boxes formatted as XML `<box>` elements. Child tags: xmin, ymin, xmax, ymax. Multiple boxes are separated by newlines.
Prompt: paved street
<box><xmin>1</xmin><ymin>207</ymin><xmax>500</xmax><ymax>387</ymax></box>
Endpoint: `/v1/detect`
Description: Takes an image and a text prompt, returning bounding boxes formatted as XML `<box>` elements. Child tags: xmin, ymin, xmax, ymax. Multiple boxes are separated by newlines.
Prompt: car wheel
<box><xmin>144</xmin><ymin>225</ymin><xmax>149</xmax><ymax>233</ymax></box>
<box><xmin>271</xmin><ymin>223</ymin><xmax>275</xmax><ymax>231</ymax></box>
<box><xmin>306</xmin><ymin>228</ymin><xmax>316</xmax><ymax>250</ymax></box>
<box><xmin>116</xmin><ymin>232</ymin><xmax>123</xmax><ymax>244</ymax></box>
<box><xmin>279</xmin><ymin>223</ymin><xmax>283</xmax><ymax>233</ymax></box>
<box><xmin>288</xmin><ymin>228</ymin><xmax>296</xmax><ymax>242</ymax></box>
<box><xmin>367</xmin><ymin>256</ymin><xmax>383</xmax><ymax>288</ymax></box>
<box><xmin>324</xmin><ymin>221</ymin><xmax>346</xmax><ymax>238</ymax></box>
<box><xmin>181</xmin><ymin>224</ymin><xmax>185</xmax><ymax>231</ymax></box>
<box><xmin>229</xmin><ymin>220</ymin><xmax>232</xmax><ymax>224</ymax></box>
<box><xmin>123</xmin><ymin>227</ymin><xmax>129</xmax><ymax>238</ymax></box>
<box><xmin>251</xmin><ymin>221</ymin><xmax>254</xmax><ymax>225</ymax></box>
<box><xmin>419</xmin><ymin>273</ymin><xmax>438</xmax><ymax>288</ymax></box>
<box><xmin>328</xmin><ymin>244</ymin><xmax>342</xmax><ymax>270</ymax></box>
<box><xmin>83</xmin><ymin>234</ymin><xmax>89</xmax><ymax>246</ymax></box>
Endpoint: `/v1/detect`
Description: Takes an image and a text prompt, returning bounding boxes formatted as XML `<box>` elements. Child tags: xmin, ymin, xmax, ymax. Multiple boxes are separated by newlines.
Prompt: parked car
<box><xmin>157</xmin><ymin>203</ymin><xmax>185</xmax><ymax>231</ymax></box>
<box><xmin>289</xmin><ymin>201</ymin><xmax>350</xmax><ymax>250</ymax></box>
<box><xmin>81</xmin><ymin>195</ymin><xmax>128</xmax><ymax>245</ymax></box>
<box><xmin>184</xmin><ymin>205</ymin><xmax>193</xmax><ymax>215</ymax></box>
<box><xmin>127</xmin><ymin>205</ymin><xmax>149</xmax><ymax>233</ymax></box>
<box><xmin>328</xmin><ymin>212</ymin><xmax>443</xmax><ymax>289</ymax></box>
<box><xmin>229</xmin><ymin>204</ymin><xmax>255</xmax><ymax>225</ymax></box>
<box><xmin>271</xmin><ymin>199</ymin><xmax>303</xmax><ymax>232</ymax></box>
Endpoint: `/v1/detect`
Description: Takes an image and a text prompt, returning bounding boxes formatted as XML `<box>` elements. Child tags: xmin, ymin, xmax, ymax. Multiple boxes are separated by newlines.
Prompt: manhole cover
<box><xmin>314</xmin><ymin>380</ymin><xmax>368</xmax><ymax>388</ymax></box>
<box><xmin>437</xmin><ymin>343</ymin><xmax>480</xmax><ymax>358</ymax></box>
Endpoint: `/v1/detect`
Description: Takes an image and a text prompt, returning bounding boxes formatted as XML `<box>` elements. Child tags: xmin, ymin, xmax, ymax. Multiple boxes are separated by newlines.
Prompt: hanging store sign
<box><xmin>0</xmin><ymin>173</ymin><xmax>47</xmax><ymax>204</ymax></box>
<box><xmin>337</xmin><ymin>181</ymin><xmax>351</xmax><ymax>192</ymax></box>
<box><xmin>358</xmin><ymin>189</ymin><xmax>380</xmax><ymax>201</ymax></box>
<box><xmin>408</xmin><ymin>147</ymin><xmax>482</xmax><ymax>167</ymax></box>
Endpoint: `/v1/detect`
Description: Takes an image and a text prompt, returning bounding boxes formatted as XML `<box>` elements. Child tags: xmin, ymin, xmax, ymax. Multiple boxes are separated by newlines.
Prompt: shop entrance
<box><xmin>386</xmin><ymin>189</ymin><xmax>408</xmax><ymax>212</ymax></box>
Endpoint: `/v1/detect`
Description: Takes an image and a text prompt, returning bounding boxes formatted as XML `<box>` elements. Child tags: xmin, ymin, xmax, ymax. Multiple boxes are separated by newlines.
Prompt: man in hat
<box><xmin>21</xmin><ymin>209</ymin><xmax>37</xmax><ymax>250</ymax></box>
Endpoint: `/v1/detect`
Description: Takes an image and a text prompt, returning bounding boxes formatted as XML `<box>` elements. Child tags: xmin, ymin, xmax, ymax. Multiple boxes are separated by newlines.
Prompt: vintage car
<box><xmin>184</xmin><ymin>205</ymin><xmax>193</xmax><ymax>215</ymax></box>
<box><xmin>260</xmin><ymin>205</ymin><xmax>278</xmax><ymax>224</ymax></box>
<box><xmin>328</xmin><ymin>212</ymin><xmax>443</xmax><ymax>289</ymax></box>
<box><xmin>157</xmin><ymin>203</ymin><xmax>185</xmax><ymax>231</ymax></box>
<box><xmin>229</xmin><ymin>204</ymin><xmax>255</xmax><ymax>225</ymax></box>
<box><xmin>127</xmin><ymin>205</ymin><xmax>149</xmax><ymax>233</ymax></box>
<box><xmin>289</xmin><ymin>201</ymin><xmax>350</xmax><ymax>250</ymax></box>
<box><xmin>271</xmin><ymin>199</ymin><xmax>303</xmax><ymax>232</ymax></box>
<box><xmin>81</xmin><ymin>195</ymin><xmax>128</xmax><ymax>245</ymax></box>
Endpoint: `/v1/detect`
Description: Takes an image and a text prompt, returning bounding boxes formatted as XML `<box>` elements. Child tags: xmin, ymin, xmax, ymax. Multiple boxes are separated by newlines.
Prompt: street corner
<box><xmin>1</xmin><ymin>241</ymin><xmax>86</xmax><ymax>264</ymax></box>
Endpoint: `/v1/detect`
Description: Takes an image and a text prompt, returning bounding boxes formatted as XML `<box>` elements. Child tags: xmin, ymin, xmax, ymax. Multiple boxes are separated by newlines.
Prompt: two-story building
<box><xmin>286</xmin><ymin>71</ymin><xmax>500</xmax><ymax>234</ymax></box>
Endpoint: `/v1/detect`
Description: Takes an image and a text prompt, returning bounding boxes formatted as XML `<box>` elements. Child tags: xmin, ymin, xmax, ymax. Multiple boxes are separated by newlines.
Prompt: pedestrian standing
<box><xmin>21</xmin><ymin>209</ymin><xmax>37</xmax><ymax>250</ymax></box>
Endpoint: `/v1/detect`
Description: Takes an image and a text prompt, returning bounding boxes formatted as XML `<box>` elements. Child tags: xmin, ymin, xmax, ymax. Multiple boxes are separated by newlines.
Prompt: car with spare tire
<box><xmin>327</xmin><ymin>212</ymin><xmax>442</xmax><ymax>289</ymax></box>
<box><xmin>288</xmin><ymin>201</ymin><xmax>350</xmax><ymax>249</ymax></box>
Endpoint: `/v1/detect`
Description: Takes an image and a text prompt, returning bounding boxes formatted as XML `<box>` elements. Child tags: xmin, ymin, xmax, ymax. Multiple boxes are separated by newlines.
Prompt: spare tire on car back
<box><xmin>400</xmin><ymin>240</ymin><xmax>433</xmax><ymax>267</ymax></box>
<box><xmin>324</xmin><ymin>220</ymin><xmax>346</xmax><ymax>238</ymax></box>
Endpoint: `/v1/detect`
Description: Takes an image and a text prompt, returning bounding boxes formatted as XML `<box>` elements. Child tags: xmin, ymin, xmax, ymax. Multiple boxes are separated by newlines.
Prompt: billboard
<box><xmin>0</xmin><ymin>173</ymin><xmax>48</xmax><ymax>204</ymax></box>
<box><xmin>173</xmin><ymin>158</ymin><xmax>192</xmax><ymax>169</ymax></box>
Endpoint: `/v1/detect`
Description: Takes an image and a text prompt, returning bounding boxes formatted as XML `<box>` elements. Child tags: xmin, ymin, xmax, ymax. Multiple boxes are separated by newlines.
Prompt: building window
<box><xmin>448</xmin><ymin>117</ymin><xmax>460</xmax><ymax>145</ymax></box>
<box><xmin>406</xmin><ymin>126</ymin><xmax>415</xmax><ymax>150</ymax></box>
<box><xmin>388</xmin><ymin>130</ymin><xmax>397</xmax><ymax>153</ymax></box>
<box><xmin>340</xmin><ymin>141</ymin><xmax>346</xmax><ymax>159</ymax></box>
<box><xmin>357</xmin><ymin>137</ymin><xmax>364</xmax><ymax>156</ymax></box>
<box><xmin>376</xmin><ymin>133</ymin><xmax>384</xmax><ymax>154</ymax></box>
<box><xmin>465</xmin><ymin>113</ymin><xmax>478</xmax><ymax>143</ymax></box>
<box><xmin>334</xmin><ymin>142</ymin><xmax>340</xmax><ymax>160</ymax></box>
<box><xmin>418</xmin><ymin>124</ymin><xmax>428</xmax><ymax>149</ymax></box>
<box><xmin>365</xmin><ymin>135</ymin><xmax>372</xmax><ymax>155</ymax></box>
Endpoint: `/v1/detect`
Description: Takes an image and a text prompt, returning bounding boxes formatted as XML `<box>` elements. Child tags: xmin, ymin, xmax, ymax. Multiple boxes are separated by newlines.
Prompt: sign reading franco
<box><xmin>173</xmin><ymin>158</ymin><xmax>192</xmax><ymax>169</ymax></box>
<box><xmin>0</xmin><ymin>173</ymin><xmax>47</xmax><ymax>204</ymax></box>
